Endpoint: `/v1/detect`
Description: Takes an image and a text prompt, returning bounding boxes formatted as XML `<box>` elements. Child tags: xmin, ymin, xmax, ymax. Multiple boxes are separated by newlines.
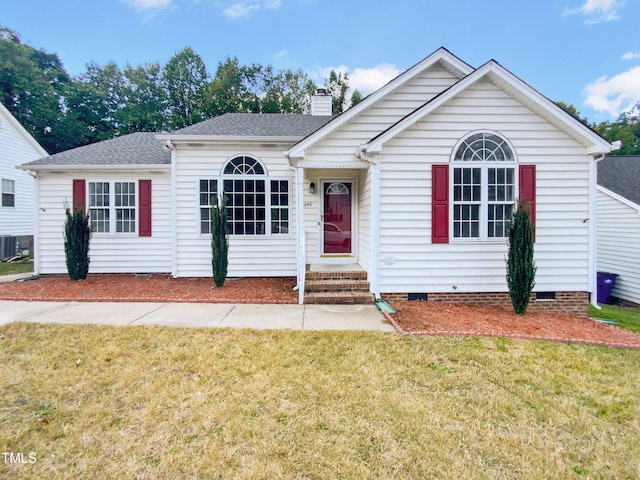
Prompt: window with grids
<box><xmin>115</xmin><ymin>182</ymin><xmax>136</xmax><ymax>233</ymax></box>
<box><xmin>199</xmin><ymin>156</ymin><xmax>289</xmax><ymax>236</ymax></box>
<box><xmin>1</xmin><ymin>178</ymin><xmax>15</xmax><ymax>207</ymax></box>
<box><xmin>88</xmin><ymin>181</ymin><xmax>136</xmax><ymax>234</ymax></box>
<box><xmin>270</xmin><ymin>180</ymin><xmax>289</xmax><ymax>234</ymax></box>
<box><xmin>452</xmin><ymin>132</ymin><xmax>515</xmax><ymax>239</ymax></box>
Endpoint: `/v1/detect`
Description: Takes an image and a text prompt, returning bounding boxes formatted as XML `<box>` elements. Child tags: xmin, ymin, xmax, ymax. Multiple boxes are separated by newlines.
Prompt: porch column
<box><xmin>370</xmin><ymin>158</ymin><xmax>381</xmax><ymax>298</ymax></box>
<box><xmin>295</xmin><ymin>166</ymin><xmax>305</xmax><ymax>304</ymax></box>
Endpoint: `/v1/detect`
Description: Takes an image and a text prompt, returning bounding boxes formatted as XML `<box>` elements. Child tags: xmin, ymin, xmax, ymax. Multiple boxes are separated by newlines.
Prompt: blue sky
<box><xmin>3</xmin><ymin>0</ymin><xmax>640</xmax><ymax>122</ymax></box>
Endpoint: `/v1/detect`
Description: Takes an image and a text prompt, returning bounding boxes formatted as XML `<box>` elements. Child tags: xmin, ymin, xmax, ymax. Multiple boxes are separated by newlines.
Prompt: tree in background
<box><xmin>163</xmin><ymin>47</ymin><xmax>209</xmax><ymax>129</ymax></box>
<box><xmin>506</xmin><ymin>200</ymin><xmax>536</xmax><ymax>315</ymax></box>
<box><xmin>64</xmin><ymin>206</ymin><xmax>91</xmax><ymax>281</ymax></box>
<box><xmin>120</xmin><ymin>62</ymin><xmax>168</xmax><ymax>133</ymax></box>
<box><xmin>0</xmin><ymin>26</ymin><xmax>68</xmax><ymax>153</ymax></box>
<box><xmin>325</xmin><ymin>70</ymin><xmax>349</xmax><ymax>114</ymax></box>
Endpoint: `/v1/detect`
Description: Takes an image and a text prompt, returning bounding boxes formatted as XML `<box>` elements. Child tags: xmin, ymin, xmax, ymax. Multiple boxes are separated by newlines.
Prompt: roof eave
<box><xmin>156</xmin><ymin>134</ymin><xmax>303</xmax><ymax>144</ymax></box>
<box><xmin>365</xmin><ymin>61</ymin><xmax>616</xmax><ymax>155</ymax></box>
<box><xmin>17</xmin><ymin>163</ymin><xmax>171</xmax><ymax>171</ymax></box>
<box><xmin>287</xmin><ymin>48</ymin><xmax>474</xmax><ymax>158</ymax></box>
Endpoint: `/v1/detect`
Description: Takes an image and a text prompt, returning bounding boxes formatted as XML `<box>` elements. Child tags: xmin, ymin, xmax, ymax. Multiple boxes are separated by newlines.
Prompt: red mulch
<box><xmin>0</xmin><ymin>274</ymin><xmax>297</xmax><ymax>304</ymax></box>
<box><xmin>2</xmin><ymin>274</ymin><xmax>640</xmax><ymax>349</ymax></box>
<box><xmin>387</xmin><ymin>301</ymin><xmax>640</xmax><ymax>350</ymax></box>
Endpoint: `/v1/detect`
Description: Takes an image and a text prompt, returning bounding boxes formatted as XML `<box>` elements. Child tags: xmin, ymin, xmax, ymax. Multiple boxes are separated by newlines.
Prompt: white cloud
<box><xmin>219</xmin><ymin>0</ymin><xmax>282</xmax><ymax>19</ymax></box>
<box><xmin>123</xmin><ymin>0</ymin><xmax>173</xmax><ymax>10</ymax></box>
<box><xmin>584</xmin><ymin>65</ymin><xmax>640</xmax><ymax>117</ymax></box>
<box><xmin>310</xmin><ymin>63</ymin><xmax>401</xmax><ymax>96</ymax></box>
<box><xmin>622</xmin><ymin>51</ymin><xmax>640</xmax><ymax>60</ymax></box>
<box><xmin>349</xmin><ymin>64</ymin><xmax>401</xmax><ymax>94</ymax></box>
<box><xmin>563</xmin><ymin>0</ymin><xmax>624</xmax><ymax>24</ymax></box>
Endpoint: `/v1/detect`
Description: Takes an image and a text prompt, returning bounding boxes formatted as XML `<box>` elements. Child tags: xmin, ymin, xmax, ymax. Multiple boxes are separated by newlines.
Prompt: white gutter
<box><xmin>356</xmin><ymin>146</ymin><xmax>381</xmax><ymax>299</ymax></box>
<box><xmin>165</xmin><ymin>140</ymin><xmax>179</xmax><ymax>278</ymax></box>
<box><xmin>589</xmin><ymin>141</ymin><xmax>621</xmax><ymax>310</ymax></box>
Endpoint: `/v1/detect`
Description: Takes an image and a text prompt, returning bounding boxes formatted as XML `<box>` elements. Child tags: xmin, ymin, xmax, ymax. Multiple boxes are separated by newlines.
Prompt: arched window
<box><xmin>451</xmin><ymin>131</ymin><xmax>516</xmax><ymax>239</ymax></box>
<box><xmin>199</xmin><ymin>155</ymin><xmax>289</xmax><ymax>236</ymax></box>
<box><xmin>223</xmin><ymin>156</ymin><xmax>265</xmax><ymax>175</ymax></box>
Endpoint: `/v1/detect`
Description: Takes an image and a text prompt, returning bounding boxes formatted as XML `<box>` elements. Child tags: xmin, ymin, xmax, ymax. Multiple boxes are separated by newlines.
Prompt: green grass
<box><xmin>1</xmin><ymin>323</ymin><xmax>639</xmax><ymax>479</ymax></box>
<box><xmin>0</xmin><ymin>258</ymin><xmax>33</xmax><ymax>276</ymax></box>
<box><xmin>590</xmin><ymin>303</ymin><xmax>640</xmax><ymax>334</ymax></box>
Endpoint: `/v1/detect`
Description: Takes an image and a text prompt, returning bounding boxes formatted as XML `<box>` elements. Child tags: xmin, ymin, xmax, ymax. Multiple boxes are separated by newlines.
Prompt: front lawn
<box><xmin>590</xmin><ymin>303</ymin><xmax>640</xmax><ymax>334</ymax></box>
<box><xmin>0</xmin><ymin>258</ymin><xmax>33</xmax><ymax>276</ymax></box>
<box><xmin>1</xmin><ymin>323</ymin><xmax>638</xmax><ymax>479</ymax></box>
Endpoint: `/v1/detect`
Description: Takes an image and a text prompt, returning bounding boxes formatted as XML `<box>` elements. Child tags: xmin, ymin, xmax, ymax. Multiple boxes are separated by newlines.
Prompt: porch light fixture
<box><xmin>309</xmin><ymin>182</ymin><xmax>316</xmax><ymax>194</ymax></box>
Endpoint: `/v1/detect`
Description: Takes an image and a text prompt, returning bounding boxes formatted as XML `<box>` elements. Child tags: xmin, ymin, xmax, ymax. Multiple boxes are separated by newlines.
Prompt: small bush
<box><xmin>506</xmin><ymin>200</ymin><xmax>536</xmax><ymax>314</ymax></box>
<box><xmin>210</xmin><ymin>197</ymin><xmax>229</xmax><ymax>288</ymax></box>
<box><xmin>64</xmin><ymin>207</ymin><xmax>91</xmax><ymax>281</ymax></box>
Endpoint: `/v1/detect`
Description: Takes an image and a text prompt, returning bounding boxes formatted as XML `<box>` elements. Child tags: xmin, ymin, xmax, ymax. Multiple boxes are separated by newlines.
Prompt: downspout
<box><xmin>27</xmin><ymin>170</ymin><xmax>39</xmax><ymax>276</ymax></box>
<box><xmin>589</xmin><ymin>154</ymin><xmax>603</xmax><ymax>310</ymax></box>
<box><xmin>164</xmin><ymin>140</ymin><xmax>178</xmax><ymax>278</ymax></box>
<box><xmin>356</xmin><ymin>146</ymin><xmax>381</xmax><ymax>300</ymax></box>
<box><xmin>589</xmin><ymin>142</ymin><xmax>620</xmax><ymax>309</ymax></box>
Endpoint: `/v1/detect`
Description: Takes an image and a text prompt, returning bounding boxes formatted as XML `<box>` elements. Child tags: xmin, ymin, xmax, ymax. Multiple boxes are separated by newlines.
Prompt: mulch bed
<box><xmin>1</xmin><ymin>273</ymin><xmax>640</xmax><ymax>349</ymax></box>
<box><xmin>388</xmin><ymin>301</ymin><xmax>640</xmax><ymax>349</ymax></box>
<box><xmin>0</xmin><ymin>274</ymin><xmax>298</xmax><ymax>304</ymax></box>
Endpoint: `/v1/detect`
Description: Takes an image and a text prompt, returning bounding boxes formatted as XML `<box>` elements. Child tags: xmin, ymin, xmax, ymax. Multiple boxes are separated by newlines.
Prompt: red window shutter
<box><xmin>432</xmin><ymin>164</ymin><xmax>449</xmax><ymax>244</ymax></box>
<box><xmin>518</xmin><ymin>165</ymin><xmax>536</xmax><ymax>228</ymax></box>
<box><xmin>138</xmin><ymin>180</ymin><xmax>152</xmax><ymax>237</ymax></box>
<box><xmin>72</xmin><ymin>179</ymin><xmax>86</xmax><ymax>213</ymax></box>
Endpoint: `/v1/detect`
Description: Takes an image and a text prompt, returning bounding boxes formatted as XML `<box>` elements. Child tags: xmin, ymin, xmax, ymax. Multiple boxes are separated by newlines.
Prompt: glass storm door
<box><xmin>322</xmin><ymin>181</ymin><xmax>353</xmax><ymax>255</ymax></box>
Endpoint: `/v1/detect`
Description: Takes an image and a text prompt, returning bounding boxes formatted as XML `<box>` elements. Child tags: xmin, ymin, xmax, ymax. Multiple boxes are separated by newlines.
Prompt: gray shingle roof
<box><xmin>171</xmin><ymin>113</ymin><xmax>334</xmax><ymax>137</ymax></box>
<box><xmin>21</xmin><ymin>132</ymin><xmax>171</xmax><ymax>167</ymax></box>
<box><xmin>598</xmin><ymin>155</ymin><xmax>640</xmax><ymax>206</ymax></box>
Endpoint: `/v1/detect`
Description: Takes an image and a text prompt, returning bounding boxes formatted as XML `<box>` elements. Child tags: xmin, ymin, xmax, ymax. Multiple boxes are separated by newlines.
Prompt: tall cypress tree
<box><xmin>210</xmin><ymin>197</ymin><xmax>229</xmax><ymax>288</ymax></box>
<box><xmin>506</xmin><ymin>200</ymin><xmax>536</xmax><ymax>314</ymax></box>
<box><xmin>64</xmin><ymin>207</ymin><xmax>91</xmax><ymax>281</ymax></box>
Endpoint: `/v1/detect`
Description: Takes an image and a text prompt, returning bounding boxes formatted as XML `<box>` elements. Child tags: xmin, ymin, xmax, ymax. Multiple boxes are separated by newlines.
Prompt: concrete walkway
<box><xmin>0</xmin><ymin>300</ymin><xmax>396</xmax><ymax>332</ymax></box>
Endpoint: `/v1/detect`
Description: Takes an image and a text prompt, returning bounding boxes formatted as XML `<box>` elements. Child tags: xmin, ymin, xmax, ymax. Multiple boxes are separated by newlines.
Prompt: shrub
<box><xmin>506</xmin><ymin>200</ymin><xmax>536</xmax><ymax>314</ymax></box>
<box><xmin>210</xmin><ymin>197</ymin><xmax>229</xmax><ymax>288</ymax></box>
<box><xmin>64</xmin><ymin>207</ymin><xmax>91</xmax><ymax>281</ymax></box>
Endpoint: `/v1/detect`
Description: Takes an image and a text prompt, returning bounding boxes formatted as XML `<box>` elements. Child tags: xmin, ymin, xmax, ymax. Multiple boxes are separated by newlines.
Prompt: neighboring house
<box><xmin>597</xmin><ymin>156</ymin><xmax>640</xmax><ymax>306</ymax></box>
<box><xmin>20</xmin><ymin>48</ymin><xmax>616</xmax><ymax>315</ymax></box>
<box><xmin>0</xmin><ymin>101</ymin><xmax>48</xmax><ymax>260</ymax></box>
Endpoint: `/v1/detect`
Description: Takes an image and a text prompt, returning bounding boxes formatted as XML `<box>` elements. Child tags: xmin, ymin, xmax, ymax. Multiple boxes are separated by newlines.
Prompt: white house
<box><xmin>20</xmin><ymin>48</ymin><xmax>617</xmax><ymax>315</ymax></box>
<box><xmin>0</xmin><ymin>101</ymin><xmax>48</xmax><ymax>260</ymax></box>
<box><xmin>597</xmin><ymin>155</ymin><xmax>640</xmax><ymax>306</ymax></box>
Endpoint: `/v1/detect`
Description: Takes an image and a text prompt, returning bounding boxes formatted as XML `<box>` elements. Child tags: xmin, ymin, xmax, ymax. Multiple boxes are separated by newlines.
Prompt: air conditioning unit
<box><xmin>0</xmin><ymin>236</ymin><xmax>18</xmax><ymax>261</ymax></box>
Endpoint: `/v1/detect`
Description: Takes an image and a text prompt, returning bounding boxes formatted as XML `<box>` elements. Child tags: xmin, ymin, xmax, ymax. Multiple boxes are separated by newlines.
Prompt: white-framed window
<box><xmin>199</xmin><ymin>156</ymin><xmax>290</xmax><ymax>236</ymax></box>
<box><xmin>88</xmin><ymin>181</ymin><xmax>136</xmax><ymax>234</ymax></box>
<box><xmin>451</xmin><ymin>131</ymin><xmax>516</xmax><ymax>240</ymax></box>
<box><xmin>1</xmin><ymin>178</ymin><xmax>15</xmax><ymax>207</ymax></box>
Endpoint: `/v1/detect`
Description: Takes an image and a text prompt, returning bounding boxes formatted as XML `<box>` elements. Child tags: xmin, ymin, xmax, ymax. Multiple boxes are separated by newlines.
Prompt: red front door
<box><xmin>323</xmin><ymin>181</ymin><xmax>352</xmax><ymax>254</ymax></box>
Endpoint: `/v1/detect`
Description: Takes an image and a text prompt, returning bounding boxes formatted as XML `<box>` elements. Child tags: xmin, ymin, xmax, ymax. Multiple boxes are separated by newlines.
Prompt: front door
<box><xmin>322</xmin><ymin>180</ymin><xmax>353</xmax><ymax>255</ymax></box>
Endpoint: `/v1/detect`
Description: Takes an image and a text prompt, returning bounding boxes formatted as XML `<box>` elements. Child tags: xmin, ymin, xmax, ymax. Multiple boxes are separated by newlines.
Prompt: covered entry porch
<box><xmin>292</xmin><ymin>159</ymin><xmax>381</xmax><ymax>304</ymax></box>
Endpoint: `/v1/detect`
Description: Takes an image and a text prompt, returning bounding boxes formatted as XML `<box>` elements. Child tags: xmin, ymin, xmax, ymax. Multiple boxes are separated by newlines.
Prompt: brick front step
<box><xmin>304</xmin><ymin>292</ymin><xmax>376</xmax><ymax>304</ymax></box>
<box><xmin>305</xmin><ymin>270</ymin><xmax>368</xmax><ymax>281</ymax></box>
<box><xmin>305</xmin><ymin>279</ymin><xmax>371</xmax><ymax>293</ymax></box>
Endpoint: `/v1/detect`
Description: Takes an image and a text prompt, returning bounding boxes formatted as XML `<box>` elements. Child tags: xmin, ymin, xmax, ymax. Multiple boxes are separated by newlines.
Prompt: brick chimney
<box><xmin>311</xmin><ymin>88</ymin><xmax>332</xmax><ymax>116</ymax></box>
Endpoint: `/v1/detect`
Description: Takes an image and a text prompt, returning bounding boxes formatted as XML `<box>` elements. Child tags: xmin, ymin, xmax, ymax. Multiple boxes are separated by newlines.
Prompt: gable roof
<box><xmin>598</xmin><ymin>155</ymin><xmax>640</xmax><ymax>206</ymax></box>
<box><xmin>361</xmin><ymin>60</ymin><xmax>614</xmax><ymax>156</ymax></box>
<box><xmin>286</xmin><ymin>47</ymin><xmax>473</xmax><ymax>159</ymax></box>
<box><xmin>0</xmin><ymin>101</ymin><xmax>48</xmax><ymax>157</ymax></box>
<box><xmin>19</xmin><ymin>132</ymin><xmax>170</xmax><ymax>170</ymax></box>
<box><xmin>162</xmin><ymin>113</ymin><xmax>334</xmax><ymax>139</ymax></box>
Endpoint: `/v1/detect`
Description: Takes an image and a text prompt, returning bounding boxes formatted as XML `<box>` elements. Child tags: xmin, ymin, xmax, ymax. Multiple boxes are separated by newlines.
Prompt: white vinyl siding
<box><xmin>374</xmin><ymin>79</ymin><xmax>591</xmax><ymax>294</ymax></box>
<box><xmin>174</xmin><ymin>146</ymin><xmax>297</xmax><ymax>277</ymax></box>
<box><xmin>35</xmin><ymin>171</ymin><xmax>172</xmax><ymax>274</ymax></box>
<box><xmin>0</xmin><ymin>106</ymin><xmax>45</xmax><ymax>237</ymax></box>
<box><xmin>596</xmin><ymin>188</ymin><xmax>640</xmax><ymax>305</ymax></box>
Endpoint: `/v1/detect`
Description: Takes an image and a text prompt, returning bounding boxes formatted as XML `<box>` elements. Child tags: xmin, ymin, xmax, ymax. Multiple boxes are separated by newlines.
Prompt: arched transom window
<box><xmin>199</xmin><ymin>155</ymin><xmax>289</xmax><ymax>236</ymax></box>
<box><xmin>451</xmin><ymin>131</ymin><xmax>516</xmax><ymax>239</ymax></box>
